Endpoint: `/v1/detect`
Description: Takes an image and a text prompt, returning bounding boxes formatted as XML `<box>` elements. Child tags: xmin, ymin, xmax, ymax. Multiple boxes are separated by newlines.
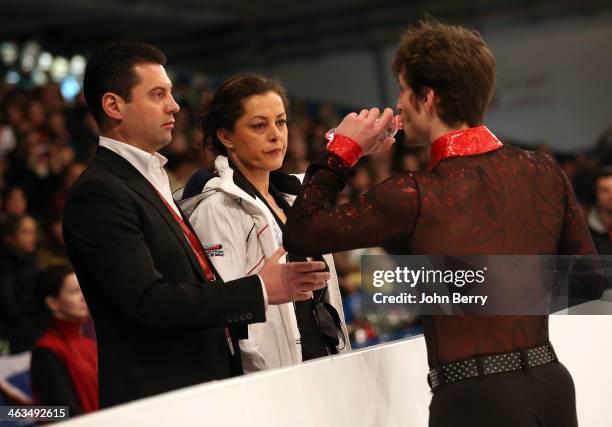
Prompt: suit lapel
<box><xmin>94</xmin><ymin>147</ymin><xmax>208</xmax><ymax>282</ymax></box>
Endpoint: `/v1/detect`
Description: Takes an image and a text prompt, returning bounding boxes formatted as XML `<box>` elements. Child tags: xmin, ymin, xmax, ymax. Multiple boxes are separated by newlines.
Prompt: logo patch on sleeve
<box><xmin>204</xmin><ymin>244</ymin><xmax>224</xmax><ymax>257</ymax></box>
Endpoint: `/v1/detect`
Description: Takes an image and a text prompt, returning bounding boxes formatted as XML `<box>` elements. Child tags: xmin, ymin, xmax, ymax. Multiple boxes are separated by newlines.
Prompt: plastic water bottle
<box><xmin>325</xmin><ymin>114</ymin><xmax>403</xmax><ymax>142</ymax></box>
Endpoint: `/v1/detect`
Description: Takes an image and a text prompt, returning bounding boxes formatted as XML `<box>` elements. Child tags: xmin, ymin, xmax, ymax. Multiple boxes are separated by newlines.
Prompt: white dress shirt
<box><xmin>99</xmin><ymin>136</ymin><xmax>180</xmax><ymax>216</ymax></box>
<box><xmin>99</xmin><ymin>136</ymin><xmax>268</xmax><ymax>309</ymax></box>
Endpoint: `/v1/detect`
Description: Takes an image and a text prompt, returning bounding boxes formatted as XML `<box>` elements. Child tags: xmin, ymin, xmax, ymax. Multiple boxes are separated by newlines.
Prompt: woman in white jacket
<box><xmin>177</xmin><ymin>74</ymin><xmax>349</xmax><ymax>373</ymax></box>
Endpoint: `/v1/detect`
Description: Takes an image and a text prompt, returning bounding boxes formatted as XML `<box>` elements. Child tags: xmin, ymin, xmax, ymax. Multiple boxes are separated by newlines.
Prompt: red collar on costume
<box><xmin>429</xmin><ymin>125</ymin><xmax>503</xmax><ymax>170</ymax></box>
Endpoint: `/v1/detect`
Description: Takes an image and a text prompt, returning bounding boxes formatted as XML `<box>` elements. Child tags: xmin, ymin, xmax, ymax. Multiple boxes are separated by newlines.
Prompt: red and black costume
<box><xmin>284</xmin><ymin>126</ymin><xmax>601</xmax><ymax>427</ymax></box>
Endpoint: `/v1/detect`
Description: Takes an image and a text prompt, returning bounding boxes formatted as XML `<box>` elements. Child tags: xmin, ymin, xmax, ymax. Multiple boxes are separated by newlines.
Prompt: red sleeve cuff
<box><xmin>326</xmin><ymin>134</ymin><xmax>362</xmax><ymax>167</ymax></box>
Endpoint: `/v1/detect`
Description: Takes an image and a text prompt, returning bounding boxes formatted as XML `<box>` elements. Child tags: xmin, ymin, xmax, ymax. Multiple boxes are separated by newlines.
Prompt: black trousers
<box><xmin>429</xmin><ymin>362</ymin><xmax>578</xmax><ymax>427</ymax></box>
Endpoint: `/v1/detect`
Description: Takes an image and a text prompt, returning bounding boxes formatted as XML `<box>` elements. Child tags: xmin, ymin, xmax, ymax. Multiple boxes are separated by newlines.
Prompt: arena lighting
<box><xmin>70</xmin><ymin>55</ymin><xmax>86</xmax><ymax>76</ymax></box>
<box><xmin>20</xmin><ymin>41</ymin><xmax>40</xmax><ymax>72</ymax></box>
<box><xmin>50</xmin><ymin>56</ymin><xmax>69</xmax><ymax>82</ymax></box>
<box><xmin>38</xmin><ymin>51</ymin><xmax>53</xmax><ymax>71</ymax></box>
<box><xmin>6</xmin><ymin>70</ymin><xmax>20</xmax><ymax>85</ymax></box>
<box><xmin>1</xmin><ymin>42</ymin><xmax>18</xmax><ymax>66</ymax></box>
<box><xmin>32</xmin><ymin>69</ymin><xmax>48</xmax><ymax>85</ymax></box>
<box><xmin>60</xmin><ymin>75</ymin><xmax>81</xmax><ymax>101</ymax></box>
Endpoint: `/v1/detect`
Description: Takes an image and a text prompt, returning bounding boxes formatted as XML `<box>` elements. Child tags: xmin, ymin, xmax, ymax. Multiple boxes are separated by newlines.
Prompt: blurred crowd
<box><xmin>1</xmin><ymin>78</ymin><xmax>611</xmax><ymax>360</ymax></box>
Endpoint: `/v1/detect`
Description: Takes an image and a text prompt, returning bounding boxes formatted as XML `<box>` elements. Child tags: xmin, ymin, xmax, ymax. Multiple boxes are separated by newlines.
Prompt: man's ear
<box><xmin>422</xmin><ymin>87</ymin><xmax>436</xmax><ymax>108</ymax></box>
<box><xmin>421</xmin><ymin>87</ymin><xmax>439</xmax><ymax>117</ymax></box>
<box><xmin>101</xmin><ymin>93</ymin><xmax>124</xmax><ymax>122</ymax></box>
<box><xmin>216</xmin><ymin>128</ymin><xmax>234</xmax><ymax>151</ymax></box>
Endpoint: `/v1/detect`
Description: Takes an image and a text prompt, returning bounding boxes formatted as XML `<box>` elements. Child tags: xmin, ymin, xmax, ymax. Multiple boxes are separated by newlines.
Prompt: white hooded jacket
<box><xmin>176</xmin><ymin>156</ymin><xmax>350</xmax><ymax>373</ymax></box>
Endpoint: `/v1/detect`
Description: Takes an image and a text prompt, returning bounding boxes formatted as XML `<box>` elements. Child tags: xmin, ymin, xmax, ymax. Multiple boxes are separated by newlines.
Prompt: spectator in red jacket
<box><xmin>31</xmin><ymin>264</ymin><xmax>98</xmax><ymax>415</ymax></box>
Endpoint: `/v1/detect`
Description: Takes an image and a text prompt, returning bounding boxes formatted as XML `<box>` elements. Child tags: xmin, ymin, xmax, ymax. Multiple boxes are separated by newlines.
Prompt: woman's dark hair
<box><xmin>35</xmin><ymin>264</ymin><xmax>75</xmax><ymax>317</ymax></box>
<box><xmin>198</xmin><ymin>73</ymin><xmax>289</xmax><ymax>157</ymax></box>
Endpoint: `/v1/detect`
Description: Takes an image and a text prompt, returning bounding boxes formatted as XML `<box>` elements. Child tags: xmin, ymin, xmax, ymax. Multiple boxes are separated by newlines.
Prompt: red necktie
<box><xmin>152</xmin><ymin>187</ymin><xmax>237</xmax><ymax>356</ymax></box>
<box><xmin>152</xmin><ymin>188</ymin><xmax>215</xmax><ymax>281</ymax></box>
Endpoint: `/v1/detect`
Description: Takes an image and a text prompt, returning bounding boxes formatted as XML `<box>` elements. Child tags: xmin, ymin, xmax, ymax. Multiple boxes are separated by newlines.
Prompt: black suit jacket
<box><xmin>63</xmin><ymin>146</ymin><xmax>266</xmax><ymax>408</ymax></box>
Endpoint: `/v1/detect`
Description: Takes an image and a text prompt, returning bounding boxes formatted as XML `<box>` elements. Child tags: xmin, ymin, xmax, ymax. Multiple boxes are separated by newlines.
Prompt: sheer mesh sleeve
<box><xmin>284</xmin><ymin>151</ymin><xmax>420</xmax><ymax>256</ymax></box>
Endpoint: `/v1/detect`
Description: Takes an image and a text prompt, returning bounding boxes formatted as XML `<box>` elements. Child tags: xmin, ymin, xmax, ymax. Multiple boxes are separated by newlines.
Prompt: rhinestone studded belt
<box><xmin>427</xmin><ymin>342</ymin><xmax>558</xmax><ymax>391</ymax></box>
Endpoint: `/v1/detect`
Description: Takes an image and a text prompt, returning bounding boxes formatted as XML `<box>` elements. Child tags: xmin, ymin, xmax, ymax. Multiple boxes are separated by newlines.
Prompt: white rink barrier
<box><xmin>59</xmin><ymin>307</ymin><xmax>612</xmax><ymax>427</ymax></box>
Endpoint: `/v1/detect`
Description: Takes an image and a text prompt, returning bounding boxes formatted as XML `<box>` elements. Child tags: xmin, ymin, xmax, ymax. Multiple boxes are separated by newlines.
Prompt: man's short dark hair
<box><xmin>392</xmin><ymin>18</ymin><xmax>495</xmax><ymax>127</ymax></box>
<box><xmin>83</xmin><ymin>41</ymin><xmax>166</xmax><ymax>128</ymax></box>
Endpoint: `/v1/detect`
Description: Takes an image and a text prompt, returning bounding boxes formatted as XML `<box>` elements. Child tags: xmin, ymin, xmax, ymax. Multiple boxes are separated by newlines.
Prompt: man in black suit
<box><xmin>63</xmin><ymin>41</ymin><xmax>328</xmax><ymax>408</ymax></box>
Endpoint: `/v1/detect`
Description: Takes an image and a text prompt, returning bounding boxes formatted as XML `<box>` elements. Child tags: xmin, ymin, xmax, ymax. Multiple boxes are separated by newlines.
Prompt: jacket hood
<box><xmin>173</xmin><ymin>167</ymin><xmax>217</xmax><ymax>218</ymax></box>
